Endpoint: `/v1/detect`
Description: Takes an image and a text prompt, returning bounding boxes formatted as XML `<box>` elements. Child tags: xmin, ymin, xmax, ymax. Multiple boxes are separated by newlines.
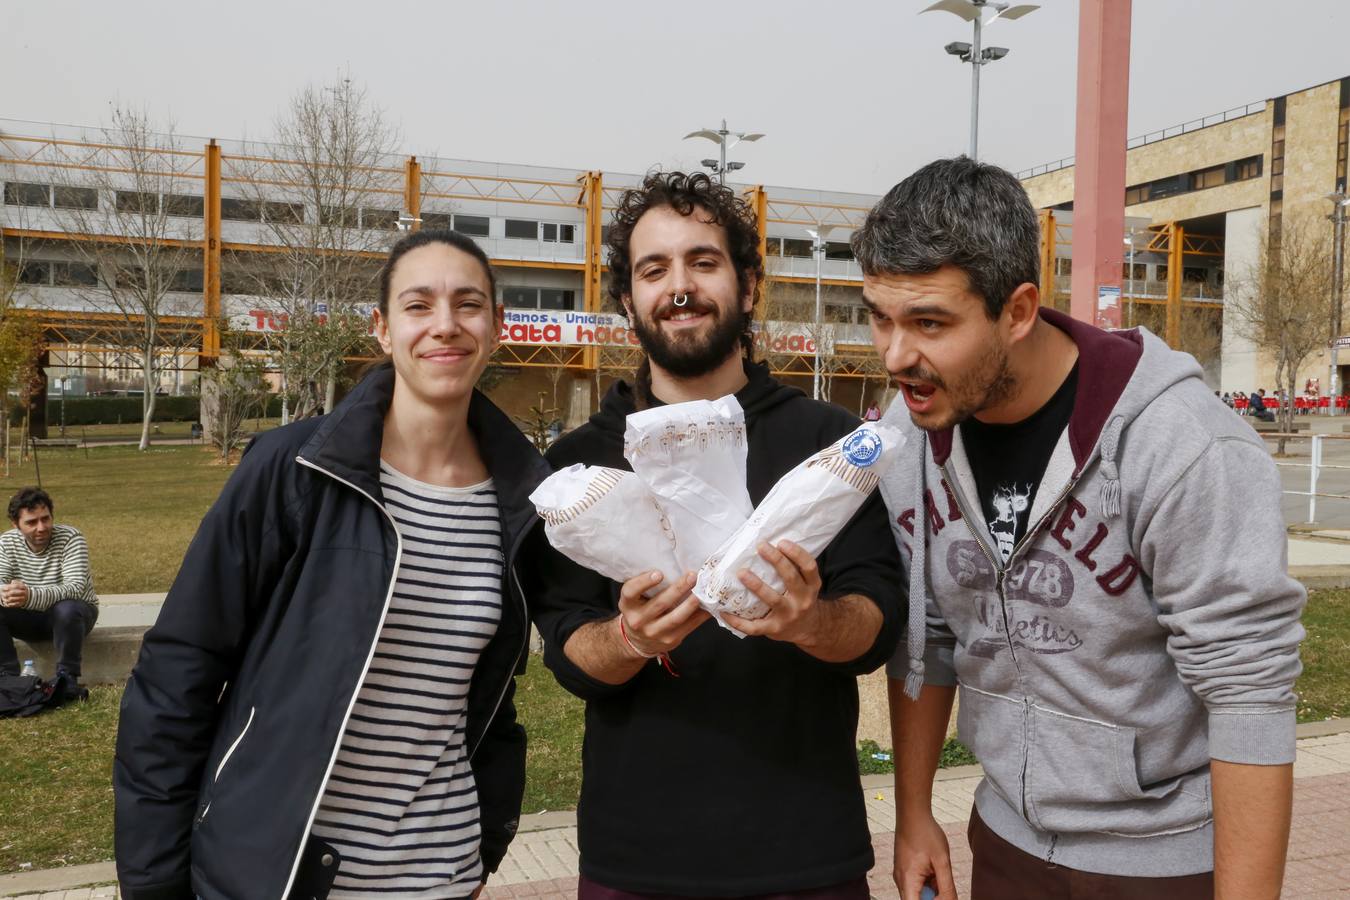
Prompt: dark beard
<box><xmin>945</xmin><ymin>342</ymin><xmax>1016</xmax><ymax>427</ymax></box>
<box><xmin>632</xmin><ymin>302</ymin><xmax>749</xmax><ymax>378</ymax></box>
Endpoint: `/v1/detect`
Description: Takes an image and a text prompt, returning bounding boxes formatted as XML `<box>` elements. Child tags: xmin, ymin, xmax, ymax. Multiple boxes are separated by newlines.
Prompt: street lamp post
<box><xmin>684</xmin><ymin>120</ymin><xmax>765</xmax><ymax>184</ymax></box>
<box><xmin>807</xmin><ymin>224</ymin><xmax>839</xmax><ymax>401</ymax></box>
<box><xmin>922</xmin><ymin>0</ymin><xmax>1039</xmax><ymax>160</ymax></box>
<box><xmin>1329</xmin><ymin>189</ymin><xmax>1350</xmax><ymax>401</ymax></box>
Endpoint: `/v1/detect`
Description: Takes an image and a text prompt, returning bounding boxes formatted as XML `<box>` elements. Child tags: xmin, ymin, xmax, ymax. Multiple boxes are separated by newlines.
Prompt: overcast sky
<box><xmin>4</xmin><ymin>1</ymin><xmax>1347</xmax><ymax>196</ymax></box>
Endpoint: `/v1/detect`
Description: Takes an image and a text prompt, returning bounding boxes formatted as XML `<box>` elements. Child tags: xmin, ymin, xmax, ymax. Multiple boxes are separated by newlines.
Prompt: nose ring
<box><xmin>673</xmin><ymin>293</ymin><xmax>690</xmax><ymax>308</ymax></box>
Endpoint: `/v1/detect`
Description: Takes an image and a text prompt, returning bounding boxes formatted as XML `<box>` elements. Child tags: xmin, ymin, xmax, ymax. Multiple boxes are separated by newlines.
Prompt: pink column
<box><xmin>1069</xmin><ymin>0</ymin><xmax>1132</xmax><ymax>327</ymax></box>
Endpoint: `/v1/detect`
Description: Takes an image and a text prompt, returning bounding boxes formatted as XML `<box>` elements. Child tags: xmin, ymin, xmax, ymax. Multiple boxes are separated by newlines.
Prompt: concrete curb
<box><xmin>1291</xmin><ymin>565</ymin><xmax>1350</xmax><ymax>589</ymax></box>
<box><xmin>0</xmin><ymin>862</ymin><xmax>116</xmax><ymax>896</ymax></box>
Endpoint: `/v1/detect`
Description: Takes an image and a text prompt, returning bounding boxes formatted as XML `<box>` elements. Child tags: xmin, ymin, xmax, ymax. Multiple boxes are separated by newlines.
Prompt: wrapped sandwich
<box><xmin>695</xmin><ymin>422</ymin><xmax>905</xmax><ymax>631</ymax></box>
<box><xmin>529</xmin><ymin>464</ymin><xmax>681</xmax><ymax>595</ymax></box>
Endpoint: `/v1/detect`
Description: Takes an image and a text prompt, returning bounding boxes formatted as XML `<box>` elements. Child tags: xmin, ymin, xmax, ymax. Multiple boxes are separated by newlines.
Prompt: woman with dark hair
<box><xmin>114</xmin><ymin>229</ymin><xmax>549</xmax><ymax>900</ymax></box>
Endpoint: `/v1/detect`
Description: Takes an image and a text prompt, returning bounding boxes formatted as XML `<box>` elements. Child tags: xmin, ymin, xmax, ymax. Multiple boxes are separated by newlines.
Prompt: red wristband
<box><xmin>618</xmin><ymin>616</ymin><xmax>658</xmax><ymax>659</ymax></box>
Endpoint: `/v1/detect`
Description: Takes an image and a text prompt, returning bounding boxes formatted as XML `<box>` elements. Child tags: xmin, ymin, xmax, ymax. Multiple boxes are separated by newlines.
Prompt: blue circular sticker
<box><xmin>843</xmin><ymin>429</ymin><xmax>883</xmax><ymax>468</ymax></box>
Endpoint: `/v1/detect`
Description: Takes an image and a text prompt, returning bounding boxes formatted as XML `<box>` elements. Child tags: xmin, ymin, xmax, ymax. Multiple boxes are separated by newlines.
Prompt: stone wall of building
<box><xmin>1021</xmin><ymin>108</ymin><xmax>1274</xmax><ymax>212</ymax></box>
<box><xmin>1283</xmin><ymin>80</ymin><xmax>1343</xmax><ymax>220</ymax></box>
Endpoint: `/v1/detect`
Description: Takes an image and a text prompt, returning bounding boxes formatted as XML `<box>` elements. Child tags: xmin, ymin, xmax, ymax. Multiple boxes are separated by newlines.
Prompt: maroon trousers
<box><xmin>968</xmin><ymin>810</ymin><xmax>1215</xmax><ymax>900</ymax></box>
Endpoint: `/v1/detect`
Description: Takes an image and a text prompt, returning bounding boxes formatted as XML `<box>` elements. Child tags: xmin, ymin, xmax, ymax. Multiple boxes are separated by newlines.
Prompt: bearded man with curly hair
<box><xmin>522</xmin><ymin>171</ymin><xmax>904</xmax><ymax>900</ymax></box>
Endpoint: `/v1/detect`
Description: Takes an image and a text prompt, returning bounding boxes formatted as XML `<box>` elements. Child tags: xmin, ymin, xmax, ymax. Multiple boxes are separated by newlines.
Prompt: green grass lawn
<box><xmin>0</xmin><ymin>445</ymin><xmax>235</xmax><ymax>594</ymax></box>
<box><xmin>0</xmin><ymin>659</ymin><xmax>581</xmax><ymax>872</ymax></box>
<box><xmin>1296</xmin><ymin>587</ymin><xmax>1350</xmax><ymax>722</ymax></box>
<box><xmin>0</xmin><ymin>685</ymin><xmax>119</xmax><ymax>872</ymax></box>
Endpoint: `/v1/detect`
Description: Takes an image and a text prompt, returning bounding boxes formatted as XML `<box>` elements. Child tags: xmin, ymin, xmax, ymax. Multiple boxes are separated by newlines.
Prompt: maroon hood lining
<box><xmin>926</xmin><ymin>307</ymin><xmax>1143</xmax><ymax>471</ymax></box>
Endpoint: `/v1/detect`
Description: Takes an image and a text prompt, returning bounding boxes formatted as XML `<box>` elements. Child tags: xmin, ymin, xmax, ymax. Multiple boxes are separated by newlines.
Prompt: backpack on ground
<box><xmin>0</xmin><ymin>672</ymin><xmax>85</xmax><ymax>718</ymax></box>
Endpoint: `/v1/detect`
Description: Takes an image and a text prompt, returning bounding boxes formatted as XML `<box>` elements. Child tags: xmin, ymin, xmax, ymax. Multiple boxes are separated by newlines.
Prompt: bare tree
<box><xmin>229</xmin><ymin>76</ymin><xmax>399</xmax><ymax>421</ymax></box>
<box><xmin>0</xmin><ymin>241</ymin><xmax>43</xmax><ymax>474</ymax></box>
<box><xmin>199</xmin><ymin>332</ymin><xmax>270</xmax><ymax>463</ymax></box>
<box><xmin>51</xmin><ymin>106</ymin><xmax>200</xmax><ymax>450</ymax></box>
<box><xmin>1229</xmin><ymin>213</ymin><xmax>1334</xmax><ymax>454</ymax></box>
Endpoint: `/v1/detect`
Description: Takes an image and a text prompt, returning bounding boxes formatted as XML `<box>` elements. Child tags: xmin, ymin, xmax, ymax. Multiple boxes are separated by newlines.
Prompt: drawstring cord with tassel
<box><xmin>1098</xmin><ymin>415</ymin><xmax>1125</xmax><ymax>519</ymax></box>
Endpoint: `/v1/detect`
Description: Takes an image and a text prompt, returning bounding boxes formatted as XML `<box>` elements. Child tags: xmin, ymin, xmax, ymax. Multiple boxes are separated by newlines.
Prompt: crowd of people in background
<box><xmin>1219</xmin><ymin>379</ymin><xmax>1345</xmax><ymax>420</ymax></box>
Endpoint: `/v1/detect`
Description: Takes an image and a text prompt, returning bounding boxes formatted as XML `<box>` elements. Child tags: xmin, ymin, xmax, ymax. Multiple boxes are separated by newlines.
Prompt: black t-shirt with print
<box><xmin>959</xmin><ymin>364</ymin><xmax>1079</xmax><ymax>564</ymax></box>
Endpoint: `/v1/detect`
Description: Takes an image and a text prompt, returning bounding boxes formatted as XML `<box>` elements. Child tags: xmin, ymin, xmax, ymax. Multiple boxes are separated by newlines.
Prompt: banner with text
<box><xmin>230</xmin><ymin>304</ymin><xmax>835</xmax><ymax>356</ymax></box>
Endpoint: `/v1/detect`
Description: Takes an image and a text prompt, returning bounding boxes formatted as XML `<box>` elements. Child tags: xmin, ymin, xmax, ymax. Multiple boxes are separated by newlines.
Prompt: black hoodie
<box><xmin>523</xmin><ymin>361</ymin><xmax>904</xmax><ymax>897</ymax></box>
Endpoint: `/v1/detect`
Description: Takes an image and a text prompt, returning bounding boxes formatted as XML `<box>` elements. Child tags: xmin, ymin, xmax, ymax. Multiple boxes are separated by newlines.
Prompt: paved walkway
<box><xmin>6</xmin><ymin>726</ymin><xmax>1347</xmax><ymax>899</ymax></box>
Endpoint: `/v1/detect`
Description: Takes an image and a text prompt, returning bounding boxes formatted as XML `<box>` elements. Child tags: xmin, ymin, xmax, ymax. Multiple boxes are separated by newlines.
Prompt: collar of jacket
<box><xmin>926</xmin><ymin>307</ymin><xmax>1143</xmax><ymax>472</ymax></box>
<box><xmin>296</xmin><ymin>363</ymin><xmax>552</xmax><ymax>542</ymax></box>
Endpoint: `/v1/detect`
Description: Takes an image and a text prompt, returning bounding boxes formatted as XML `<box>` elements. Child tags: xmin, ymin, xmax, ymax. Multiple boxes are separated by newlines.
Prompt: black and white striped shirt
<box><xmin>0</xmin><ymin>525</ymin><xmax>97</xmax><ymax>612</ymax></box>
<box><xmin>311</xmin><ymin>463</ymin><xmax>503</xmax><ymax>899</ymax></box>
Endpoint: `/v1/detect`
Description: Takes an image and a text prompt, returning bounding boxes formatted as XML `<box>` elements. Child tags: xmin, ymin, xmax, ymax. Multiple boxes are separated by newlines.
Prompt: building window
<box><xmin>1190</xmin><ymin>165</ymin><xmax>1225</xmax><ymax>191</ymax></box>
<box><xmin>1123</xmin><ymin>262</ymin><xmax>1147</xmax><ymax>281</ymax></box>
<box><xmin>454</xmin><ymin>214</ymin><xmax>490</xmax><ymax>237</ymax></box>
<box><xmin>170</xmin><ymin>269</ymin><xmax>205</xmax><ymax>292</ymax></box>
<box><xmin>3</xmin><ymin>181</ymin><xmax>51</xmax><ymax>207</ymax></box>
<box><xmin>1156</xmin><ymin>264</ymin><xmax>1169</xmax><ymax>283</ymax></box>
<box><xmin>114</xmin><ymin>267</ymin><xmax>147</xmax><ymax>289</ymax></box>
<box><xmin>53</xmin><ymin>185</ymin><xmax>98</xmax><ymax>210</ymax></box>
<box><xmin>825</xmin><ymin>241</ymin><xmax>854</xmax><ymax>261</ymax></box>
<box><xmin>1270</xmin><ymin>125</ymin><xmax>1286</xmax><ymax>194</ymax></box>
<box><xmin>504</xmin><ymin>219</ymin><xmax>538</xmax><ymax>240</ymax></box>
<box><xmin>1233</xmin><ymin>156</ymin><xmax>1262</xmax><ymax>181</ymax></box>
<box><xmin>1124</xmin><ymin>185</ymin><xmax>1149</xmax><ymax>206</ymax></box>
<box><xmin>163</xmin><ymin>193</ymin><xmax>205</xmax><ymax>218</ymax></box>
<box><xmin>18</xmin><ymin>260</ymin><xmax>51</xmax><ymax>284</ymax></box>
<box><xmin>263</xmin><ymin>201</ymin><xmax>304</xmax><ymax>224</ymax></box>
<box><xmin>763</xmin><ymin>237</ymin><xmax>783</xmax><ymax>257</ymax></box>
<box><xmin>542</xmin><ymin>223</ymin><xmax>576</xmax><ymax>243</ymax></box>
<box><xmin>319</xmin><ymin>205</ymin><xmax>357</xmax><ymax>227</ymax></box>
<box><xmin>115</xmin><ymin>191</ymin><xmax>158</xmax><ymax>214</ymax></box>
<box><xmin>222</xmin><ymin>198</ymin><xmax>262</xmax><ymax>222</ymax></box>
<box><xmin>781</xmin><ymin>238</ymin><xmax>812</xmax><ymax>258</ymax></box>
<box><xmin>1183</xmin><ymin>266</ymin><xmax>1209</xmax><ymax>283</ymax></box>
<box><xmin>361</xmin><ymin>208</ymin><xmax>399</xmax><ymax>230</ymax></box>
<box><xmin>420</xmin><ymin>212</ymin><xmax>452</xmax><ymax>230</ymax></box>
<box><xmin>539</xmin><ymin>288</ymin><xmax>574</xmax><ymax>309</ymax></box>
<box><xmin>1055</xmin><ymin>257</ymin><xmax>1072</xmax><ymax>276</ymax></box>
<box><xmin>501</xmin><ymin>285</ymin><xmax>577</xmax><ymax>310</ymax></box>
<box><xmin>1336</xmin><ymin>105</ymin><xmax>1348</xmax><ymax>190</ymax></box>
<box><xmin>51</xmin><ymin>262</ymin><xmax>99</xmax><ymax>287</ymax></box>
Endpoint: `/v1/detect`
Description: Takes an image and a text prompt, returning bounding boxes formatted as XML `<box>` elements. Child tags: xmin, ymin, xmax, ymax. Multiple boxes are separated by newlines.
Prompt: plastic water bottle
<box><xmin>20</xmin><ymin>659</ymin><xmax>37</xmax><ymax>678</ymax></box>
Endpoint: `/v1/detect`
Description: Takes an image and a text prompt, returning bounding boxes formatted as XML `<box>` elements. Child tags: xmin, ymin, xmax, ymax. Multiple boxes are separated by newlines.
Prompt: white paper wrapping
<box><xmin>694</xmin><ymin>422</ymin><xmax>906</xmax><ymax>628</ymax></box>
<box><xmin>529</xmin><ymin>464</ymin><xmax>682</xmax><ymax>595</ymax></box>
<box><xmin>623</xmin><ymin>397</ymin><xmax>755</xmax><ymax>573</ymax></box>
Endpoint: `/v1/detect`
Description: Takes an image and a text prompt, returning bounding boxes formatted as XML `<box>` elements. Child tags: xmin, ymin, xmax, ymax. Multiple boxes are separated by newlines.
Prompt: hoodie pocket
<box><xmin>1025</xmin><ymin>703</ymin><xmax>1210</xmax><ymax>837</ymax></box>
<box><xmin>956</xmin><ymin>685</ymin><xmax>1028</xmax><ymax>818</ymax></box>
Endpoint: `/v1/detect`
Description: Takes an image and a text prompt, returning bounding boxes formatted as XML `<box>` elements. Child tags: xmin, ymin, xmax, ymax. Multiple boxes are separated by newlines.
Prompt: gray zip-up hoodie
<box><xmin>881</xmin><ymin>308</ymin><xmax>1305</xmax><ymax>877</ymax></box>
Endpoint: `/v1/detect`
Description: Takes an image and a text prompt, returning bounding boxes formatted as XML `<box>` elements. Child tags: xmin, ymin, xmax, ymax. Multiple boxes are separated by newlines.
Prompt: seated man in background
<box><xmin>0</xmin><ymin>487</ymin><xmax>98</xmax><ymax>694</ymax></box>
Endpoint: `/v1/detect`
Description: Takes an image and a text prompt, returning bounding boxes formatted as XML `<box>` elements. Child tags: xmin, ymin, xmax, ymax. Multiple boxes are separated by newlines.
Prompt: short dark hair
<box><xmin>605</xmin><ymin>171</ymin><xmax>764</xmax><ymax>357</ymax></box>
<box><xmin>851</xmin><ymin>156</ymin><xmax>1040</xmax><ymax>320</ymax></box>
<box><xmin>377</xmin><ymin>228</ymin><xmax>497</xmax><ymax>316</ymax></box>
<box><xmin>8</xmin><ymin>487</ymin><xmax>52</xmax><ymax>523</ymax></box>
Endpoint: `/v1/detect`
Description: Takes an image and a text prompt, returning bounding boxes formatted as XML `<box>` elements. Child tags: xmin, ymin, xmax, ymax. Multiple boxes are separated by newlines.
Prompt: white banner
<box><xmin>230</xmin><ymin>304</ymin><xmax>838</xmax><ymax>356</ymax></box>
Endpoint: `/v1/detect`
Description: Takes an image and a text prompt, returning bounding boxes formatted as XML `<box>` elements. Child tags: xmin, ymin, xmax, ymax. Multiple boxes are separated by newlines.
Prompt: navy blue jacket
<box><xmin>113</xmin><ymin>366</ymin><xmax>551</xmax><ymax>900</ymax></box>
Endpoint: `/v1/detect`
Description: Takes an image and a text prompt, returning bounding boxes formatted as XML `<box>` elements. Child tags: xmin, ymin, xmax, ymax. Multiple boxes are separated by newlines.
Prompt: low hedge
<box><xmin>9</xmin><ymin>394</ymin><xmax>284</xmax><ymax>426</ymax></box>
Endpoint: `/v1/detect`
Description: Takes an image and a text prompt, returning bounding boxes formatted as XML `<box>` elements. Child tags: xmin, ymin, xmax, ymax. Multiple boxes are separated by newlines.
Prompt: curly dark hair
<box><xmin>8</xmin><ymin>487</ymin><xmax>52</xmax><ymax>523</ymax></box>
<box><xmin>605</xmin><ymin>171</ymin><xmax>765</xmax><ymax>359</ymax></box>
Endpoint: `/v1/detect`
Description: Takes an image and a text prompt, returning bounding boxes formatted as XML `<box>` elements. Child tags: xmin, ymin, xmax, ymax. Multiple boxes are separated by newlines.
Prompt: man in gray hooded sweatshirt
<box><xmin>855</xmin><ymin>157</ymin><xmax>1305</xmax><ymax>900</ymax></box>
